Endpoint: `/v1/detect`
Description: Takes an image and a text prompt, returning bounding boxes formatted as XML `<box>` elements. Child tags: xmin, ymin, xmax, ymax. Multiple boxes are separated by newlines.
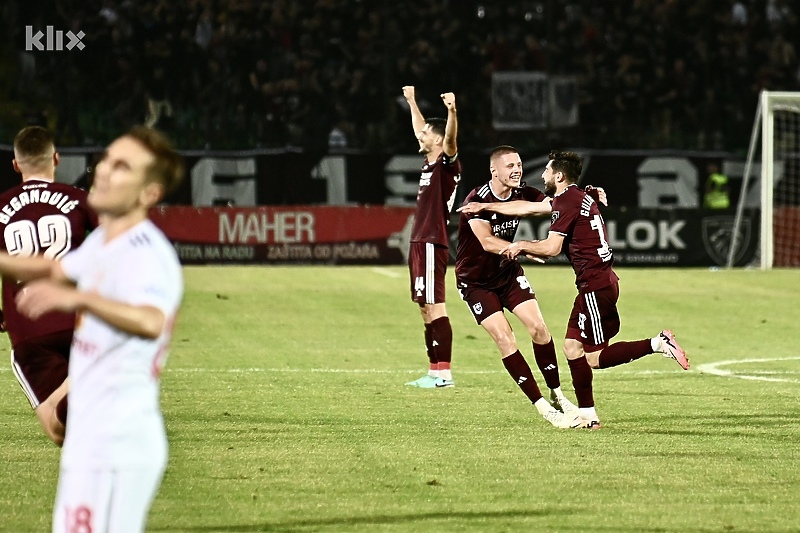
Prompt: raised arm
<box><xmin>441</xmin><ymin>92</ymin><xmax>458</xmax><ymax>157</ymax></box>
<box><xmin>458</xmin><ymin>199</ymin><xmax>552</xmax><ymax>217</ymax></box>
<box><xmin>402</xmin><ymin>86</ymin><xmax>426</xmax><ymax>138</ymax></box>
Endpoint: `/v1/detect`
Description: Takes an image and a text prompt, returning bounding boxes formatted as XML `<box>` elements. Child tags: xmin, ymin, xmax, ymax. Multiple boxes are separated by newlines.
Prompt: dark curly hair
<box><xmin>548</xmin><ymin>150</ymin><xmax>582</xmax><ymax>183</ymax></box>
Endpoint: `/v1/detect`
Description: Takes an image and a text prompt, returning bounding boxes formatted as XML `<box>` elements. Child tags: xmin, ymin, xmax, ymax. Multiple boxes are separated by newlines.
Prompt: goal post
<box><xmin>728</xmin><ymin>91</ymin><xmax>800</xmax><ymax>269</ymax></box>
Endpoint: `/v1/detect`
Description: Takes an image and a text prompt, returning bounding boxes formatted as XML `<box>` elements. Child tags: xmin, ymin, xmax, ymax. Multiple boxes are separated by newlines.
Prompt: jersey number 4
<box><xmin>4</xmin><ymin>214</ymin><xmax>73</xmax><ymax>259</ymax></box>
<box><xmin>414</xmin><ymin>276</ymin><xmax>425</xmax><ymax>297</ymax></box>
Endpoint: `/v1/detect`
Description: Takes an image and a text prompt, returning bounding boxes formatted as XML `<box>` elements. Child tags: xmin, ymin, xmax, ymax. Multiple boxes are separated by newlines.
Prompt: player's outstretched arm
<box><xmin>502</xmin><ymin>233</ymin><xmax>564</xmax><ymax>259</ymax></box>
<box><xmin>0</xmin><ymin>252</ymin><xmax>67</xmax><ymax>284</ymax></box>
<box><xmin>17</xmin><ymin>281</ymin><xmax>167</xmax><ymax>340</ymax></box>
<box><xmin>458</xmin><ymin>199</ymin><xmax>551</xmax><ymax>217</ymax></box>
<box><xmin>441</xmin><ymin>92</ymin><xmax>458</xmax><ymax>157</ymax></box>
<box><xmin>457</xmin><ymin>202</ymin><xmax>486</xmax><ymax>214</ymax></box>
<box><xmin>402</xmin><ymin>86</ymin><xmax>426</xmax><ymax>138</ymax></box>
<box><xmin>469</xmin><ymin>219</ymin><xmax>515</xmax><ymax>255</ymax></box>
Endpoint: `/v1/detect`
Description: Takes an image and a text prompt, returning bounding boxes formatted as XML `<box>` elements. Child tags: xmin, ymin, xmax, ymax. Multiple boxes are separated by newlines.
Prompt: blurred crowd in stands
<box><xmin>2</xmin><ymin>0</ymin><xmax>798</xmax><ymax>153</ymax></box>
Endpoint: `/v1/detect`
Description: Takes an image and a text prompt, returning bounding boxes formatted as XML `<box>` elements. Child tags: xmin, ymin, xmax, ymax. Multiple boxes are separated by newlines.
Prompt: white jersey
<box><xmin>59</xmin><ymin>219</ymin><xmax>183</xmax><ymax>469</ymax></box>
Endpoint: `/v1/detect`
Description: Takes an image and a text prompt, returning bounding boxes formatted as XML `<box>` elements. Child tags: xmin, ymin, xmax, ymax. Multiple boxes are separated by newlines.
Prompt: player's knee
<box><xmin>48</xmin><ymin>430</ymin><xmax>64</xmax><ymax>448</ymax></box>
<box><xmin>36</xmin><ymin>400</ymin><xmax>66</xmax><ymax>447</ymax></box>
<box><xmin>48</xmin><ymin>418</ymin><xmax>65</xmax><ymax>447</ymax></box>
<box><xmin>493</xmin><ymin>332</ymin><xmax>517</xmax><ymax>355</ymax></box>
<box><xmin>584</xmin><ymin>352</ymin><xmax>601</xmax><ymax>368</ymax></box>
<box><xmin>45</xmin><ymin>411</ymin><xmax>65</xmax><ymax>447</ymax></box>
<box><xmin>527</xmin><ymin>324</ymin><xmax>550</xmax><ymax>344</ymax></box>
<box><xmin>40</xmin><ymin>417</ymin><xmax>65</xmax><ymax>447</ymax></box>
<box><xmin>422</xmin><ymin>303</ymin><xmax>446</xmax><ymax>322</ymax></box>
<box><xmin>562</xmin><ymin>342</ymin><xmax>583</xmax><ymax>361</ymax></box>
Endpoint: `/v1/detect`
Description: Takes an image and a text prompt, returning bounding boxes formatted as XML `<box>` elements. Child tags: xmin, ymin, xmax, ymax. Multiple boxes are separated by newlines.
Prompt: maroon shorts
<box><xmin>458</xmin><ymin>272</ymin><xmax>537</xmax><ymax>324</ymax></box>
<box><xmin>408</xmin><ymin>242</ymin><xmax>449</xmax><ymax>305</ymax></box>
<box><xmin>566</xmin><ymin>282</ymin><xmax>620</xmax><ymax>351</ymax></box>
<box><xmin>10</xmin><ymin>330</ymin><xmax>72</xmax><ymax>409</ymax></box>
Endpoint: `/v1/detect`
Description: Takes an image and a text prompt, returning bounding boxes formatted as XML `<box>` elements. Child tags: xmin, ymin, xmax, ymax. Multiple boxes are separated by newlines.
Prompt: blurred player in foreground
<box><xmin>401</xmin><ymin>86</ymin><xmax>461</xmax><ymax>388</ymax></box>
<box><xmin>0</xmin><ymin>126</ymin><xmax>184</xmax><ymax>532</ymax></box>
<box><xmin>2</xmin><ymin>126</ymin><xmax>96</xmax><ymax>445</ymax></box>
<box><xmin>470</xmin><ymin>150</ymin><xmax>689</xmax><ymax>428</ymax></box>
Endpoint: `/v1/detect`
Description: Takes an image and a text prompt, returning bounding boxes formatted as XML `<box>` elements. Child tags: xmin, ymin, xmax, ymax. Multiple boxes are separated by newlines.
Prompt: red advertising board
<box><xmin>149</xmin><ymin>205</ymin><xmax>416</xmax><ymax>264</ymax></box>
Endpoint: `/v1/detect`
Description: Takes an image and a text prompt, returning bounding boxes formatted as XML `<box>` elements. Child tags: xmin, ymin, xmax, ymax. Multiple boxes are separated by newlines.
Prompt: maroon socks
<box><xmin>502</xmin><ymin>350</ymin><xmax>544</xmax><ymax>403</ymax></box>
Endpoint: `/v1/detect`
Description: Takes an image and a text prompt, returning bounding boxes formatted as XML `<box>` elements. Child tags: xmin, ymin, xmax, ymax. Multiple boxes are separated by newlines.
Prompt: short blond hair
<box><xmin>13</xmin><ymin>126</ymin><xmax>55</xmax><ymax>168</ymax></box>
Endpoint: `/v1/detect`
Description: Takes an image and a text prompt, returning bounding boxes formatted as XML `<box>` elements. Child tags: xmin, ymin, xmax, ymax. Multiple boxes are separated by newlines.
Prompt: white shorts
<box><xmin>52</xmin><ymin>465</ymin><xmax>165</xmax><ymax>533</ymax></box>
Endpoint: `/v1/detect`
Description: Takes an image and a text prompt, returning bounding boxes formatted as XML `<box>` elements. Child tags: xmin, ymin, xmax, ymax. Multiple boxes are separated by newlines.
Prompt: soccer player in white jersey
<box><xmin>0</xmin><ymin>126</ymin><xmax>184</xmax><ymax>533</ymax></box>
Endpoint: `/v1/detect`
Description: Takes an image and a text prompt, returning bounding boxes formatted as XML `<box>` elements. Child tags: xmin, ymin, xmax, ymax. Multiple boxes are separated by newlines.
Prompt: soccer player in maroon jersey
<box><xmin>499</xmin><ymin>151</ymin><xmax>690</xmax><ymax>428</ymax></box>
<box><xmin>401</xmin><ymin>86</ymin><xmax>461</xmax><ymax>389</ymax></box>
<box><xmin>1</xmin><ymin>126</ymin><xmax>96</xmax><ymax>445</ymax></box>
<box><xmin>454</xmin><ymin>146</ymin><xmax>585</xmax><ymax>428</ymax></box>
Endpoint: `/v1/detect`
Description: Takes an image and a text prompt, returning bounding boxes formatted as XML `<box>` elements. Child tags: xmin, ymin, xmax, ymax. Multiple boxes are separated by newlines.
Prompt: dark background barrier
<box><xmin>0</xmin><ymin>147</ymin><xmax>750</xmax><ymax>209</ymax></box>
<box><xmin>0</xmin><ymin>147</ymin><xmax>763</xmax><ymax>266</ymax></box>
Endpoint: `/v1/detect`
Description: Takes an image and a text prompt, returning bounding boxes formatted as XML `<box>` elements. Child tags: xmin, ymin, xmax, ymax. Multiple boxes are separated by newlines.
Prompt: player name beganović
<box><xmin>0</xmin><ymin>182</ymin><xmax>80</xmax><ymax>224</ymax></box>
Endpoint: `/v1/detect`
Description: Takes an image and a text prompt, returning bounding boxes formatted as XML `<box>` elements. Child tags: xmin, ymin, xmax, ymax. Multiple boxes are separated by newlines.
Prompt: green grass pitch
<box><xmin>1</xmin><ymin>265</ymin><xmax>799</xmax><ymax>532</ymax></box>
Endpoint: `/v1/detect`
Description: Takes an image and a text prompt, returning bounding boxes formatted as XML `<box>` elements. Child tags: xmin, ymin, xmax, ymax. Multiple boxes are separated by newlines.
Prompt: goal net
<box><xmin>729</xmin><ymin>91</ymin><xmax>800</xmax><ymax>268</ymax></box>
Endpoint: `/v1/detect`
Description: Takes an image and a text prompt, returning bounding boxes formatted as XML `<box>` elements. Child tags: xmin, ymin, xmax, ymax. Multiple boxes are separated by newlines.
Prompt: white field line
<box><xmin>371</xmin><ymin>267</ymin><xmax>402</xmax><ymax>278</ymax></box>
<box><xmin>162</xmin><ymin>368</ymin><xmax>678</xmax><ymax>375</ymax></box>
<box><xmin>735</xmin><ymin>371</ymin><xmax>800</xmax><ymax>375</ymax></box>
<box><xmin>696</xmin><ymin>357</ymin><xmax>800</xmax><ymax>384</ymax></box>
<box><xmin>0</xmin><ymin>366</ymin><xmax>677</xmax><ymax>375</ymax></box>
<box><xmin>2</xmin><ymin>360</ymin><xmax>796</xmax><ymax>381</ymax></box>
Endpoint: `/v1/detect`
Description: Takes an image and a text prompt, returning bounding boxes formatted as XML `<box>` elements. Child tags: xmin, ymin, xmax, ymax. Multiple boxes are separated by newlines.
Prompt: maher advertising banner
<box><xmin>150</xmin><ymin>205</ymin><xmax>416</xmax><ymax>265</ymax></box>
<box><xmin>152</xmin><ymin>205</ymin><xmax>758</xmax><ymax>267</ymax></box>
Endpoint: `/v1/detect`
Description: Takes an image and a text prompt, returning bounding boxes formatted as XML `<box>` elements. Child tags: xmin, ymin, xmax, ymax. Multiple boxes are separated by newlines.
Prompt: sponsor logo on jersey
<box><xmin>491</xmin><ymin>219</ymin><xmax>519</xmax><ymax>239</ymax></box>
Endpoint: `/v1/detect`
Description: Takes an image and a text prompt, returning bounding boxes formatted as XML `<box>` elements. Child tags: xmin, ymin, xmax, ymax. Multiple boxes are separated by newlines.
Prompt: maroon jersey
<box><xmin>0</xmin><ymin>179</ymin><xmax>96</xmax><ymax>346</ymax></box>
<box><xmin>549</xmin><ymin>184</ymin><xmax>619</xmax><ymax>292</ymax></box>
<box><xmin>410</xmin><ymin>152</ymin><xmax>461</xmax><ymax>246</ymax></box>
<box><xmin>456</xmin><ymin>182</ymin><xmax>545</xmax><ymax>289</ymax></box>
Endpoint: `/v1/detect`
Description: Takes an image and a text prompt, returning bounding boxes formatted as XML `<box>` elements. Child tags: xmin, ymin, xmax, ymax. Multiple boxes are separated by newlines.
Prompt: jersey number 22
<box><xmin>4</xmin><ymin>214</ymin><xmax>73</xmax><ymax>259</ymax></box>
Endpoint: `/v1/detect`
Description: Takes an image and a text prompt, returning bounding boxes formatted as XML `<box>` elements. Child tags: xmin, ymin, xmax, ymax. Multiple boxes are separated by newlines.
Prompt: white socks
<box><xmin>534</xmin><ymin>397</ymin><xmax>554</xmax><ymax>415</ymax></box>
<box><xmin>651</xmin><ymin>336</ymin><xmax>660</xmax><ymax>352</ymax></box>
